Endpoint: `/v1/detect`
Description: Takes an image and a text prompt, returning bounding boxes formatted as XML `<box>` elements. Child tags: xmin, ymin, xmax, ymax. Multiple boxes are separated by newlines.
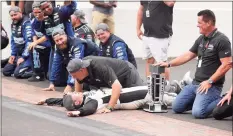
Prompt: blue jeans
<box><xmin>172</xmin><ymin>83</ymin><xmax>222</xmax><ymax>119</ymax></box>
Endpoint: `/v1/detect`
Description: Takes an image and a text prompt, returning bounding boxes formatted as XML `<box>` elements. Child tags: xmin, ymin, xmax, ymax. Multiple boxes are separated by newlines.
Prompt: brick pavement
<box><xmin>2</xmin><ymin>77</ymin><xmax>232</xmax><ymax>136</ymax></box>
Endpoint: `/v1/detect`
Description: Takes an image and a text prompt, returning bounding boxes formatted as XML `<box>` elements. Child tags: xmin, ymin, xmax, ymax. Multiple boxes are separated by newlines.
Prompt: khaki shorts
<box><xmin>91</xmin><ymin>11</ymin><xmax>115</xmax><ymax>34</ymax></box>
<box><xmin>142</xmin><ymin>36</ymin><xmax>172</xmax><ymax>62</ymax></box>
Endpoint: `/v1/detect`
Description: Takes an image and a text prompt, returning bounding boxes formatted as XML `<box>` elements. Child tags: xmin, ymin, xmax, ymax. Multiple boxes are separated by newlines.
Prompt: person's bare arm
<box><xmin>18</xmin><ymin>0</ymin><xmax>24</xmax><ymax>13</ymax></box>
<box><xmin>169</xmin><ymin>51</ymin><xmax>197</xmax><ymax>67</ymax></box>
<box><xmin>209</xmin><ymin>57</ymin><xmax>232</xmax><ymax>83</ymax></box>
<box><xmin>33</xmin><ymin>36</ymin><xmax>38</xmax><ymax>42</ymax></box>
<box><xmin>34</xmin><ymin>36</ymin><xmax>47</xmax><ymax>45</ymax></box>
<box><xmin>89</xmin><ymin>0</ymin><xmax>112</xmax><ymax>8</ymax></box>
<box><xmin>136</xmin><ymin>5</ymin><xmax>144</xmax><ymax>40</ymax></box>
<box><xmin>163</xmin><ymin>0</ymin><xmax>176</xmax><ymax>7</ymax></box>
<box><xmin>64</xmin><ymin>0</ymin><xmax>71</xmax><ymax>5</ymax></box>
<box><xmin>75</xmin><ymin>80</ymin><xmax>83</xmax><ymax>92</ymax></box>
<box><xmin>11</xmin><ymin>1</ymin><xmax>16</xmax><ymax>6</ymax></box>
<box><xmin>108</xmin><ymin>80</ymin><xmax>122</xmax><ymax>108</ymax></box>
<box><xmin>228</xmin><ymin>86</ymin><xmax>233</xmax><ymax>95</ymax></box>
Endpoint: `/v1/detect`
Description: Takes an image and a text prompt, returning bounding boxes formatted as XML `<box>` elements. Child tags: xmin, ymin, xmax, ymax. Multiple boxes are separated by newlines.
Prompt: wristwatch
<box><xmin>208</xmin><ymin>79</ymin><xmax>213</xmax><ymax>84</ymax></box>
<box><xmin>167</xmin><ymin>62</ymin><xmax>171</xmax><ymax>68</ymax></box>
<box><xmin>106</xmin><ymin>105</ymin><xmax>113</xmax><ymax>111</ymax></box>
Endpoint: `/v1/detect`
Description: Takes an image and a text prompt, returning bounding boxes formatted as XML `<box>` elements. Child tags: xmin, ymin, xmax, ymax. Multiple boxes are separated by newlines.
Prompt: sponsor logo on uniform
<box><xmin>207</xmin><ymin>44</ymin><xmax>214</xmax><ymax>50</ymax></box>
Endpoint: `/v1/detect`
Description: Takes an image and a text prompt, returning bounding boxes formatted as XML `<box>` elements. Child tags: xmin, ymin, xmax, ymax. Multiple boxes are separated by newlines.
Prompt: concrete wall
<box><xmin>1</xmin><ymin>2</ymin><xmax>232</xmax><ymax>59</ymax></box>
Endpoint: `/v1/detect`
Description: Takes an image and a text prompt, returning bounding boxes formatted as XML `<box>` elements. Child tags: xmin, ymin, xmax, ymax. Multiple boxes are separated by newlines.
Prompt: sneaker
<box><xmin>28</xmin><ymin>74</ymin><xmax>45</xmax><ymax>82</ymax></box>
<box><xmin>169</xmin><ymin>80</ymin><xmax>182</xmax><ymax>94</ymax></box>
<box><xmin>179</xmin><ymin>71</ymin><xmax>193</xmax><ymax>89</ymax></box>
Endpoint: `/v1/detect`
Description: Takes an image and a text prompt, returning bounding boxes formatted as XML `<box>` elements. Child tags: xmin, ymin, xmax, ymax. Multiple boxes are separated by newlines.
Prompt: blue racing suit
<box><xmin>42</xmin><ymin>0</ymin><xmax>77</xmax><ymax>81</ymax></box>
<box><xmin>50</xmin><ymin>37</ymin><xmax>99</xmax><ymax>86</ymax></box>
<box><xmin>99</xmin><ymin>34</ymin><xmax>137</xmax><ymax>68</ymax></box>
<box><xmin>30</xmin><ymin>18</ymin><xmax>51</xmax><ymax>75</ymax></box>
<box><xmin>3</xmin><ymin>16</ymin><xmax>34</xmax><ymax>78</ymax></box>
<box><xmin>43</xmin><ymin>0</ymin><xmax>77</xmax><ymax>40</ymax></box>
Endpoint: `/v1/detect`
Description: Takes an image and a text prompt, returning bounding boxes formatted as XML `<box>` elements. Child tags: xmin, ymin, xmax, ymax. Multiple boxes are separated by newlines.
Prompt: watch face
<box><xmin>208</xmin><ymin>79</ymin><xmax>213</xmax><ymax>84</ymax></box>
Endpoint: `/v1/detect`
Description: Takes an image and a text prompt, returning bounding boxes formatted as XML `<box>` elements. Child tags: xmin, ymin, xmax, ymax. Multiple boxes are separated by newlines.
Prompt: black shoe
<box><xmin>28</xmin><ymin>74</ymin><xmax>45</xmax><ymax>82</ymax></box>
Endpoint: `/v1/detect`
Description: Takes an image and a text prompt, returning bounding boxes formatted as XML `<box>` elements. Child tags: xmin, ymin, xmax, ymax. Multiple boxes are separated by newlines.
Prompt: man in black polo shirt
<box><xmin>137</xmin><ymin>0</ymin><xmax>175</xmax><ymax>81</ymax></box>
<box><xmin>158</xmin><ymin>9</ymin><xmax>232</xmax><ymax>119</ymax></box>
<box><xmin>66</xmin><ymin>56</ymin><xmax>144</xmax><ymax>113</ymax></box>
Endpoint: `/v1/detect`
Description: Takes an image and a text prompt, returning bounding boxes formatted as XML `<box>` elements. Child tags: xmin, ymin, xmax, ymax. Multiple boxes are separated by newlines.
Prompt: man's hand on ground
<box><xmin>42</xmin><ymin>84</ymin><xmax>56</xmax><ymax>91</ymax></box>
<box><xmin>197</xmin><ymin>80</ymin><xmax>212</xmax><ymax>94</ymax></box>
<box><xmin>63</xmin><ymin>85</ymin><xmax>73</xmax><ymax>95</ymax></box>
<box><xmin>217</xmin><ymin>93</ymin><xmax>231</xmax><ymax>106</ymax></box>
<box><xmin>67</xmin><ymin>111</ymin><xmax>80</xmax><ymax>117</ymax></box>
<box><xmin>97</xmin><ymin>107</ymin><xmax>112</xmax><ymax>114</ymax></box>
<box><xmin>36</xmin><ymin>100</ymin><xmax>46</xmax><ymax>105</ymax></box>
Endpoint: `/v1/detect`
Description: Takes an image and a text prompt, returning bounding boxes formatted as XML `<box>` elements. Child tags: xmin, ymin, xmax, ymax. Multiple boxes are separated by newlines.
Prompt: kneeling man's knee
<box><xmin>192</xmin><ymin>107</ymin><xmax>208</xmax><ymax>119</ymax></box>
<box><xmin>172</xmin><ymin>100</ymin><xmax>185</xmax><ymax>113</ymax></box>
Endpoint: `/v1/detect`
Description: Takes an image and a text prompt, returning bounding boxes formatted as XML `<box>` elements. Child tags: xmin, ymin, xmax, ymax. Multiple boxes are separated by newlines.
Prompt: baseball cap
<box><xmin>9</xmin><ymin>6</ymin><xmax>21</xmax><ymax>14</ymax></box>
<box><xmin>63</xmin><ymin>95</ymin><xmax>75</xmax><ymax>111</ymax></box>
<box><xmin>32</xmin><ymin>1</ymin><xmax>41</xmax><ymax>9</ymax></box>
<box><xmin>95</xmin><ymin>23</ymin><xmax>110</xmax><ymax>34</ymax></box>
<box><xmin>66</xmin><ymin>58</ymin><xmax>90</xmax><ymax>73</ymax></box>
<box><xmin>73</xmin><ymin>10</ymin><xmax>87</xmax><ymax>24</ymax></box>
<box><xmin>52</xmin><ymin>27</ymin><xmax>66</xmax><ymax>37</ymax></box>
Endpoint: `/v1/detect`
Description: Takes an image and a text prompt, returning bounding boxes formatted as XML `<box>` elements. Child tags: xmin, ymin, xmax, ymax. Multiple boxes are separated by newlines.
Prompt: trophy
<box><xmin>143</xmin><ymin>65</ymin><xmax>168</xmax><ymax>113</ymax></box>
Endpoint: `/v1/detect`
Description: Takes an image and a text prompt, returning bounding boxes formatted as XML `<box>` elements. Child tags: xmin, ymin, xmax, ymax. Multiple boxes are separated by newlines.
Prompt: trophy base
<box><xmin>143</xmin><ymin>101</ymin><xmax>168</xmax><ymax>113</ymax></box>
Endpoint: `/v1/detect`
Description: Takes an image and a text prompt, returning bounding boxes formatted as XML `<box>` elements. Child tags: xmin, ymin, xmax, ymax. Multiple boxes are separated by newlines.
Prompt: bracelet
<box><xmin>106</xmin><ymin>105</ymin><xmax>113</xmax><ymax>111</ymax></box>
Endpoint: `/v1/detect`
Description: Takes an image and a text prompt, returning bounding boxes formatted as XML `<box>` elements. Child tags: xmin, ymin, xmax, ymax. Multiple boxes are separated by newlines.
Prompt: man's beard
<box><xmin>12</xmin><ymin>20</ymin><xmax>19</xmax><ymax>24</ymax></box>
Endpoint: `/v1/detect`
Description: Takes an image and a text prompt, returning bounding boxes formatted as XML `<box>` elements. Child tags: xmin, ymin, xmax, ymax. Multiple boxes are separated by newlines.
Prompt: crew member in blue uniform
<box><xmin>3</xmin><ymin>7</ymin><xmax>33</xmax><ymax>78</ymax></box>
<box><xmin>42</xmin><ymin>28</ymin><xmax>99</xmax><ymax>93</ymax></box>
<box><xmin>28</xmin><ymin>2</ymin><xmax>52</xmax><ymax>82</ymax></box>
<box><xmin>38</xmin><ymin>0</ymin><xmax>77</xmax><ymax>81</ymax></box>
<box><xmin>96</xmin><ymin>23</ymin><xmax>137</xmax><ymax>68</ymax></box>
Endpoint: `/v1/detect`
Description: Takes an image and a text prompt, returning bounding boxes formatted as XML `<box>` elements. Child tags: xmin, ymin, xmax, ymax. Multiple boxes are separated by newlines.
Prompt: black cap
<box><xmin>66</xmin><ymin>58</ymin><xmax>90</xmax><ymax>73</ymax></box>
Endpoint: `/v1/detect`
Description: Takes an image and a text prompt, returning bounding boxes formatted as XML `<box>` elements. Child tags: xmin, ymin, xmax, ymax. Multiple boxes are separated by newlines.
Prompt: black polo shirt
<box><xmin>140</xmin><ymin>1</ymin><xmax>173</xmax><ymax>38</ymax></box>
<box><xmin>78</xmin><ymin>56</ymin><xmax>131</xmax><ymax>88</ymax></box>
<box><xmin>190</xmin><ymin>29</ymin><xmax>232</xmax><ymax>87</ymax></box>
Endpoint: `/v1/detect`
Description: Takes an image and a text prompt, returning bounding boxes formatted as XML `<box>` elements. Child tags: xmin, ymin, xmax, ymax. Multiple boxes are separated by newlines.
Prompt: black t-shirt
<box><xmin>189</xmin><ymin>29</ymin><xmax>232</xmax><ymax>87</ymax></box>
<box><xmin>140</xmin><ymin>1</ymin><xmax>173</xmax><ymax>38</ymax></box>
<box><xmin>78</xmin><ymin>56</ymin><xmax>131</xmax><ymax>88</ymax></box>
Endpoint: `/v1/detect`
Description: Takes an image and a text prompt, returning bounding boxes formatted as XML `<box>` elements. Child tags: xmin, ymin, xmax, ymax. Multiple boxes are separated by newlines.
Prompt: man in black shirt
<box><xmin>71</xmin><ymin>10</ymin><xmax>95</xmax><ymax>43</ymax></box>
<box><xmin>137</xmin><ymin>0</ymin><xmax>175</xmax><ymax>81</ymax></box>
<box><xmin>158</xmin><ymin>10</ymin><xmax>232</xmax><ymax>119</ymax></box>
<box><xmin>66</xmin><ymin>56</ymin><xmax>144</xmax><ymax>113</ymax></box>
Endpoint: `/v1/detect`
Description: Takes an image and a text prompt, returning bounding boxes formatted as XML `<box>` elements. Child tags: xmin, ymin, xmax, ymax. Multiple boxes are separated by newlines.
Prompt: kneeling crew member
<box><xmin>96</xmin><ymin>23</ymin><xmax>137</xmax><ymax>68</ymax></box>
<box><xmin>43</xmin><ymin>28</ymin><xmax>99</xmax><ymax>93</ymax></box>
